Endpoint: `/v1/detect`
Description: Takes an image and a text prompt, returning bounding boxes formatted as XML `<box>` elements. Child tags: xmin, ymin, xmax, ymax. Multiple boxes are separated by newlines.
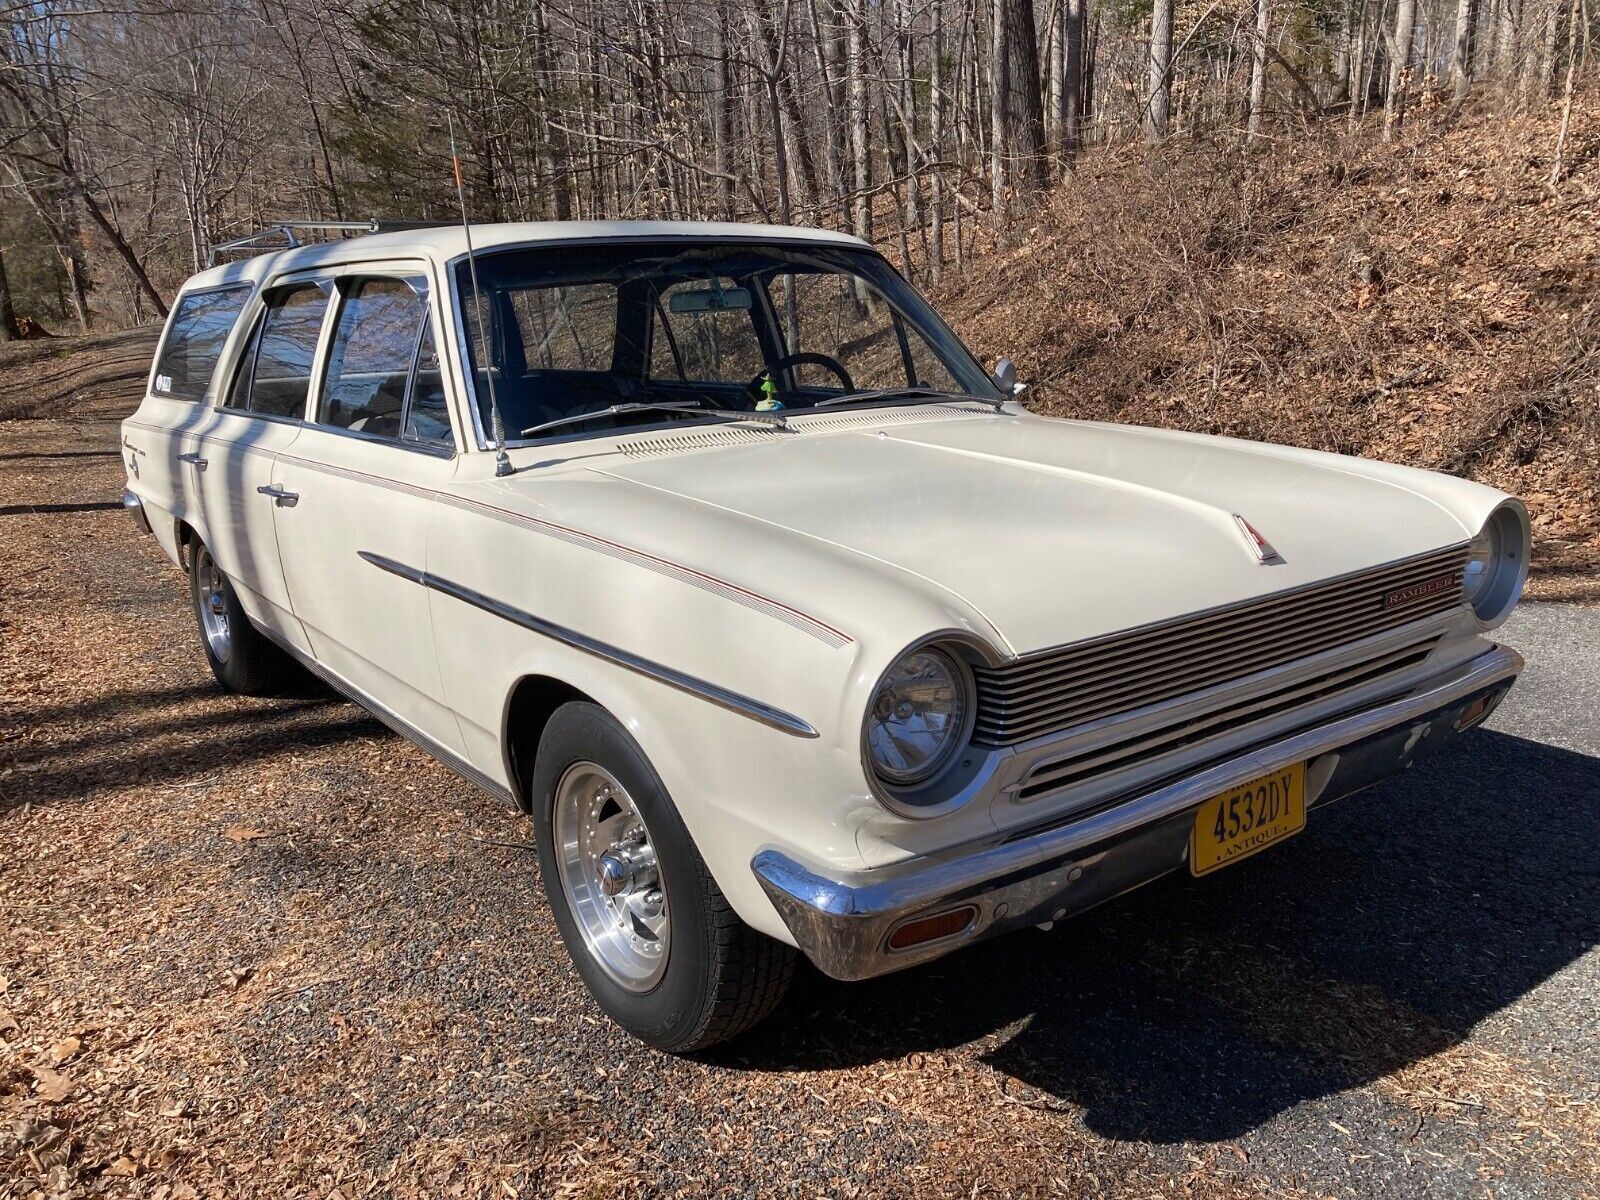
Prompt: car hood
<box><xmin>587</xmin><ymin>411</ymin><xmax>1482</xmax><ymax>657</ymax></box>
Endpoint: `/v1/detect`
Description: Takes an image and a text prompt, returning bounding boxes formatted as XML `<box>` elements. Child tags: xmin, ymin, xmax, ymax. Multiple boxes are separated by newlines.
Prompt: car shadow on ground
<box><xmin>723</xmin><ymin>730</ymin><xmax>1600</xmax><ymax>1143</ymax></box>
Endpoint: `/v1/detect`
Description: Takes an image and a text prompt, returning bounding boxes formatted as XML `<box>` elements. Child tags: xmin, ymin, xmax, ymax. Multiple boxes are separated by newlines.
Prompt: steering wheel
<box><xmin>746</xmin><ymin>352</ymin><xmax>854</xmax><ymax>401</ymax></box>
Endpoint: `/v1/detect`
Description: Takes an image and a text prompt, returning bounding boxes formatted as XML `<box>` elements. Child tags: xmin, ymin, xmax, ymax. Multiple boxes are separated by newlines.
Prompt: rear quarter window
<box><xmin>151</xmin><ymin>285</ymin><xmax>253</xmax><ymax>401</ymax></box>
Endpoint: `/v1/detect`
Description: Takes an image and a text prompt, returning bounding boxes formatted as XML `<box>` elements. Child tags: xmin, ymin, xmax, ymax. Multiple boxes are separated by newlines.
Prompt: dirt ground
<box><xmin>3</xmin><ymin>342</ymin><xmax>1599</xmax><ymax>1197</ymax></box>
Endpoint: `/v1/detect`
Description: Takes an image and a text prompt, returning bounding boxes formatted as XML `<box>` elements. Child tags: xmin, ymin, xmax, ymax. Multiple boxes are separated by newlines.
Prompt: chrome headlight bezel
<box><xmin>1464</xmin><ymin>502</ymin><xmax>1530</xmax><ymax>629</ymax></box>
<box><xmin>861</xmin><ymin>636</ymin><xmax>986</xmax><ymax>818</ymax></box>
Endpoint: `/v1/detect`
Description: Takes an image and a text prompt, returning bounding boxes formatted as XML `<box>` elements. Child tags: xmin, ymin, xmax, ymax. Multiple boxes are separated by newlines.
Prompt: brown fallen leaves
<box><xmin>28</xmin><ymin>1064</ymin><xmax>76</xmax><ymax>1103</ymax></box>
<box><xmin>48</xmin><ymin>1035</ymin><xmax>80</xmax><ymax>1065</ymax></box>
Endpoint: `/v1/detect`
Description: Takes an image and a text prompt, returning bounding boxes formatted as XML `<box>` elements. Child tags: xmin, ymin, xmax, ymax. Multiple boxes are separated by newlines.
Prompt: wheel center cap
<box><xmin>596</xmin><ymin>851</ymin><xmax>632</xmax><ymax>897</ymax></box>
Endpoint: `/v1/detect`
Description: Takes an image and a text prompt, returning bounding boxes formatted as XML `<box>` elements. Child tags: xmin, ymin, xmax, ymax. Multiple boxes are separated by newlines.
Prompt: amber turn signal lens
<box><xmin>1454</xmin><ymin>694</ymin><xmax>1495</xmax><ymax>732</ymax></box>
<box><xmin>887</xmin><ymin>906</ymin><xmax>977</xmax><ymax>951</ymax></box>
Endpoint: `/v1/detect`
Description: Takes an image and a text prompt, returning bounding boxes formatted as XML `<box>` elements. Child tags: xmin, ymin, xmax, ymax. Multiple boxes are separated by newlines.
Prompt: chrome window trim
<box><xmin>293</xmin><ymin>420</ymin><xmax>457</xmax><ymax>460</ymax></box>
<box><xmin>358</xmin><ymin>550</ymin><xmax>818</xmax><ymax>739</ymax></box>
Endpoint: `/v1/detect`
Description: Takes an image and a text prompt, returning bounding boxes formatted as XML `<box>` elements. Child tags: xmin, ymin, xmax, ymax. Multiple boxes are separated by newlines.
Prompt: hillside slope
<box><xmin>0</xmin><ymin>326</ymin><xmax>160</xmax><ymax>422</ymax></box>
<box><xmin>937</xmin><ymin>92</ymin><xmax>1599</xmax><ymax>599</ymax></box>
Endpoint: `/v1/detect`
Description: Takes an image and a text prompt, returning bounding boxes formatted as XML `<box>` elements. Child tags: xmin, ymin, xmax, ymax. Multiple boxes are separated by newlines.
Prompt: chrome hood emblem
<box><xmin>1233</xmin><ymin>513</ymin><xmax>1280</xmax><ymax>562</ymax></box>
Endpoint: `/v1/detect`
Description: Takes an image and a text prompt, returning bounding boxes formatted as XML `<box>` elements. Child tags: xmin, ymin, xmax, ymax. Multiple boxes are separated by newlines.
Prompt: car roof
<box><xmin>181</xmin><ymin>220</ymin><xmax>874</xmax><ymax>294</ymax></box>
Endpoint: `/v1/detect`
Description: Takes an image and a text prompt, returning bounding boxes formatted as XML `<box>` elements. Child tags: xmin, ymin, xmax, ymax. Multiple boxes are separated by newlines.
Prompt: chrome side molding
<box><xmin>358</xmin><ymin>550</ymin><xmax>819</xmax><ymax>740</ymax></box>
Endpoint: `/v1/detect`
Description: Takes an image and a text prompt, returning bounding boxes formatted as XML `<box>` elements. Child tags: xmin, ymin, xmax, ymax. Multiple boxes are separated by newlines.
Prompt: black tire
<box><xmin>187</xmin><ymin>538</ymin><xmax>300</xmax><ymax>696</ymax></box>
<box><xmin>531</xmin><ymin>701</ymin><xmax>795</xmax><ymax>1052</ymax></box>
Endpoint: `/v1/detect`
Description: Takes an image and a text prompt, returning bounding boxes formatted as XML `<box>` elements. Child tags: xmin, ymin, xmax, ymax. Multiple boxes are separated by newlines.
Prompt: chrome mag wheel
<box><xmin>552</xmin><ymin>760</ymin><xmax>670</xmax><ymax>992</ymax></box>
<box><xmin>195</xmin><ymin>544</ymin><xmax>232</xmax><ymax>663</ymax></box>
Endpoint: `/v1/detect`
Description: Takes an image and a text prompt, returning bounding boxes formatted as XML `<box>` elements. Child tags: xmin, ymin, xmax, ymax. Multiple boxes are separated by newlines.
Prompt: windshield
<box><xmin>452</xmin><ymin>240</ymin><xmax>1000</xmax><ymax>444</ymax></box>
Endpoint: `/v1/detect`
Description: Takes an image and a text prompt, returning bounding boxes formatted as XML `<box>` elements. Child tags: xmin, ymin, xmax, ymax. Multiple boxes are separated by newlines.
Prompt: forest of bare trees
<box><xmin>1</xmin><ymin>0</ymin><xmax>1593</xmax><ymax>336</ymax></box>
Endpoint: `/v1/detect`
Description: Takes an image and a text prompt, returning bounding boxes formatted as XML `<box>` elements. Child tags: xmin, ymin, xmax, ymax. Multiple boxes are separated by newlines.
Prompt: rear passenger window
<box><xmin>151</xmin><ymin>286</ymin><xmax>251</xmax><ymax>401</ymax></box>
<box><xmin>319</xmin><ymin>278</ymin><xmax>430</xmax><ymax>437</ymax></box>
<box><xmin>226</xmin><ymin>283</ymin><xmax>330</xmax><ymax>418</ymax></box>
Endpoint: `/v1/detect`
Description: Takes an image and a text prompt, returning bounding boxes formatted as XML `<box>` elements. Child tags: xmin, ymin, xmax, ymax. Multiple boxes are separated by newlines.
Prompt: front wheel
<box><xmin>531</xmin><ymin>702</ymin><xmax>795</xmax><ymax>1052</ymax></box>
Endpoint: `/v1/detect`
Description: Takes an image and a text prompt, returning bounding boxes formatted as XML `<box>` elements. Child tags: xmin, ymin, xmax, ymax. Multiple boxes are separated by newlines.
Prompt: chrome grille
<box><xmin>974</xmin><ymin>544</ymin><xmax>1468</xmax><ymax>747</ymax></box>
<box><xmin>1014</xmin><ymin>636</ymin><xmax>1441</xmax><ymax>802</ymax></box>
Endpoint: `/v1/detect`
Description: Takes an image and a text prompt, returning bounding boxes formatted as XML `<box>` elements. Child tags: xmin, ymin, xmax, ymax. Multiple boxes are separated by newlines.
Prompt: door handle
<box><xmin>178</xmin><ymin>452</ymin><xmax>207</xmax><ymax>469</ymax></box>
<box><xmin>256</xmin><ymin>484</ymin><xmax>299</xmax><ymax>507</ymax></box>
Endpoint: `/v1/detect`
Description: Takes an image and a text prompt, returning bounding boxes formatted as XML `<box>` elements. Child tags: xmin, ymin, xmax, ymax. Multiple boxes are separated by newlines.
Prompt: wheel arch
<box><xmin>174</xmin><ymin>517</ymin><xmax>198</xmax><ymax>572</ymax></box>
<box><xmin>502</xmin><ymin>674</ymin><xmax>597</xmax><ymax>812</ymax></box>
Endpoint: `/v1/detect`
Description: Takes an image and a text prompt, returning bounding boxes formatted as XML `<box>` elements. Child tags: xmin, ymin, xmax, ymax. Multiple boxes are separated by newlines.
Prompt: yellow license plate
<box><xmin>1190</xmin><ymin>762</ymin><xmax>1306</xmax><ymax>877</ymax></box>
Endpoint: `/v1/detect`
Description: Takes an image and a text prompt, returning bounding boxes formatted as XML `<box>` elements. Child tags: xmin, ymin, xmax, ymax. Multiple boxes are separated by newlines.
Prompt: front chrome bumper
<box><xmin>754</xmin><ymin>644</ymin><xmax>1523</xmax><ymax>981</ymax></box>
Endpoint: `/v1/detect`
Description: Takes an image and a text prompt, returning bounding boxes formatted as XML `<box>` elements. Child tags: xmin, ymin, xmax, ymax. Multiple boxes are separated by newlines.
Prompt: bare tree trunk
<box><xmin>1347</xmin><ymin>0</ymin><xmax>1370</xmax><ymax>126</ymax></box>
<box><xmin>1383</xmin><ymin>0</ymin><xmax>1418</xmax><ymax>140</ymax></box>
<box><xmin>930</xmin><ymin>0</ymin><xmax>946</xmax><ymax>281</ymax></box>
<box><xmin>846</xmin><ymin>0</ymin><xmax>872</xmax><ymax>245</ymax></box>
<box><xmin>896</xmin><ymin>0</ymin><xmax>921</xmax><ymax>248</ymax></box>
<box><xmin>1063</xmin><ymin>0</ymin><xmax>1085</xmax><ymax>155</ymax></box>
<box><xmin>1047</xmin><ymin>0</ymin><xmax>1065</xmax><ymax>161</ymax></box>
<box><xmin>997</xmin><ymin>0</ymin><xmax>1046</xmax><ymax>187</ymax></box>
<box><xmin>1549</xmin><ymin>0</ymin><xmax>1583</xmax><ymax>181</ymax></box>
<box><xmin>1520</xmin><ymin>0</ymin><xmax>1562</xmax><ymax>100</ymax></box>
<box><xmin>807</xmin><ymin>0</ymin><xmax>847</xmax><ymax>224</ymax></box>
<box><xmin>1450</xmin><ymin>0</ymin><xmax>1480</xmax><ymax>98</ymax></box>
<box><xmin>990</xmin><ymin>0</ymin><xmax>1007</xmax><ymax>228</ymax></box>
<box><xmin>1248</xmin><ymin>0</ymin><xmax>1271</xmax><ymax>138</ymax></box>
<box><xmin>0</xmin><ymin>247</ymin><xmax>18</xmax><ymax>340</ymax></box>
<box><xmin>1147</xmin><ymin>0</ymin><xmax>1174</xmax><ymax>141</ymax></box>
<box><xmin>1494</xmin><ymin>0</ymin><xmax>1520</xmax><ymax>78</ymax></box>
<box><xmin>714</xmin><ymin>0</ymin><xmax>738</xmax><ymax>220</ymax></box>
<box><xmin>64</xmin><ymin>249</ymin><xmax>90</xmax><ymax>332</ymax></box>
<box><xmin>1332</xmin><ymin>0</ymin><xmax>1357</xmax><ymax>106</ymax></box>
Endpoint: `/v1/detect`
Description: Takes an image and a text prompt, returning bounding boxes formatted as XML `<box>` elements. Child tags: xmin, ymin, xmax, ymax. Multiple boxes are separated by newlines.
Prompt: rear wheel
<box><xmin>531</xmin><ymin>702</ymin><xmax>795</xmax><ymax>1052</ymax></box>
<box><xmin>188</xmin><ymin>540</ymin><xmax>298</xmax><ymax>696</ymax></box>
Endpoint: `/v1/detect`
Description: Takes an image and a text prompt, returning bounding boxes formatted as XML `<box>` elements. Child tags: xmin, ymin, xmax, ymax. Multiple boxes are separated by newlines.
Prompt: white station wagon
<box><xmin>121</xmin><ymin>219</ymin><xmax>1529</xmax><ymax>1051</ymax></box>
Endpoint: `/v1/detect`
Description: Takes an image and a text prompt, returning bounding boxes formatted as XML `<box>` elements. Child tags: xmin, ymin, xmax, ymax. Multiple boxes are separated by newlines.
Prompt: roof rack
<box><xmin>206</xmin><ymin>219</ymin><xmax>456</xmax><ymax>267</ymax></box>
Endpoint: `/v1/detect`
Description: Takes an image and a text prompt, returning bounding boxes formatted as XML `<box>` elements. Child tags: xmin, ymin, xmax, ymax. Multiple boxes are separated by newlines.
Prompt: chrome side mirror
<box><xmin>992</xmin><ymin>357</ymin><xmax>1023</xmax><ymax>396</ymax></box>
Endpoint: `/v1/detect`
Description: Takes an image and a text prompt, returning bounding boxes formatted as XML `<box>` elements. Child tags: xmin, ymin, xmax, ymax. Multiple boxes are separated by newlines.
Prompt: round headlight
<box><xmin>865</xmin><ymin>647</ymin><xmax>971</xmax><ymax>786</ymax></box>
<box><xmin>1461</xmin><ymin>523</ymin><xmax>1499</xmax><ymax>606</ymax></box>
<box><xmin>1463</xmin><ymin>503</ymin><xmax>1529</xmax><ymax>626</ymax></box>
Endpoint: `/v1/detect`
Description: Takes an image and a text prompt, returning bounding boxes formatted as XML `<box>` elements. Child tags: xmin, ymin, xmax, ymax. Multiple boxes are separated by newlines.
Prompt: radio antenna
<box><xmin>447</xmin><ymin>111</ymin><xmax>512</xmax><ymax>477</ymax></box>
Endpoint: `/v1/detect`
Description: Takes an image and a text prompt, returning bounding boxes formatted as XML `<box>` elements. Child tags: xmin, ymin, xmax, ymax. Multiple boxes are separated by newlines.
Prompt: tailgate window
<box><xmin>151</xmin><ymin>285</ymin><xmax>252</xmax><ymax>401</ymax></box>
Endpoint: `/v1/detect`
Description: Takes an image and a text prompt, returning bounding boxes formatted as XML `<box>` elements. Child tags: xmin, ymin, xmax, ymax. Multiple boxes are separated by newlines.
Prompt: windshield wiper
<box><xmin>811</xmin><ymin>386</ymin><xmax>1004</xmax><ymax>412</ymax></box>
<box><xmin>520</xmin><ymin>401</ymin><xmax>786</xmax><ymax>439</ymax></box>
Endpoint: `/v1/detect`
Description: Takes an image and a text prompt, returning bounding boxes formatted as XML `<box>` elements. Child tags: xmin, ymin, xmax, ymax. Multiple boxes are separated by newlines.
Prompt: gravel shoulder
<box><xmin>1</xmin><ymin>384</ymin><xmax>1597</xmax><ymax>1198</ymax></box>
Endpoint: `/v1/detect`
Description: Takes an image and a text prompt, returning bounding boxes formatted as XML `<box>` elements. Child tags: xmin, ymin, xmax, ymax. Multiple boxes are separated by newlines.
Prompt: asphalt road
<box><xmin>0</xmin><ymin>398</ymin><xmax>1596</xmax><ymax>1198</ymax></box>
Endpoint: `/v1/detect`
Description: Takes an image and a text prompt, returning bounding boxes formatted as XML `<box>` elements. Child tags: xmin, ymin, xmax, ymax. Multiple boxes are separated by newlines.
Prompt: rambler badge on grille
<box><xmin>1383</xmin><ymin>574</ymin><xmax>1460</xmax><ymax>610</ymax></box>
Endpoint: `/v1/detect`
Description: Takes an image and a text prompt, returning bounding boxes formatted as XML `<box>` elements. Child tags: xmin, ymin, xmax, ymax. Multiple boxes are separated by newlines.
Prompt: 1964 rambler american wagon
<box><xmin>121</xmin><ymin>219</ymin><xmax>1529</xmax><ymax>1051</ymax></box>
